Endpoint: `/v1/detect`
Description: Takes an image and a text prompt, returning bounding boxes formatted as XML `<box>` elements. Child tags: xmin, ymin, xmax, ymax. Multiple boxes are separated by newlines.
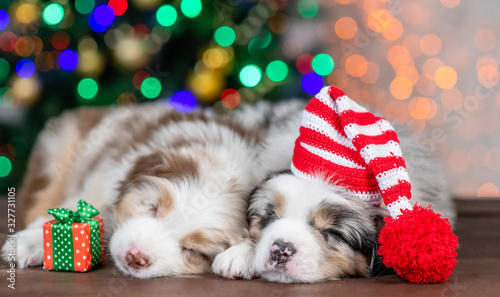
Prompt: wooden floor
<box><xmin>1</xmin><ymin>199</ymin><xmax>499</xmax><ymax>296</ymax></box>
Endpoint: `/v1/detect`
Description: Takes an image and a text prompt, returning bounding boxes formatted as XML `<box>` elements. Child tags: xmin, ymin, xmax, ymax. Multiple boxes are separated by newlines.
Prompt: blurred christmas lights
<box><xmin>156</xmin><ymin>5</ymin><xmax>177</xmax><ymax>27</ymax></box>
<box><xmin>214</xmin><ymin>26</ymin><xmax>236</xmax><ymax>47</ymax></box>
<box><xmin>43</xmin><ymin>3</ymin><xmax>65</xmax><ymax>26</ymax></box>
<box><xmin>180</xmin><ymin>0</ymin><xmax>202</xmax><ymax>18</ymax></box>
<box><xmin>15</xmin><ymin>59</ymin><xmax>35</xmax><ymax>78</ymax></box>
<box><xmin>170</xmin><ymin>90</ymin><xmax>196</xmax><ymax>112</ymax></box>
<box><xmin>75</xmin><ymin>0</ymin><xmax>95</xmax><ymax>14</ymax></box>
<box><xmin>58</xmin><ymin>50</ymin><xmax>79</xmax><ymax>71</ymax></box>
<box><xmin>240</xmin><ymin>65</ymin><xmax>262</xmax><ymax>87</ymax></box>
<box><xmin>301</xmin><ymin>72</ymin><xmax>323</xmax><ymax>94</ymax></box>
<box><xmin>0</xmin><ymin>9</ymin><xmax>9</xmax><ymax>30</ymax></box>
<box><xmin>266</xmin><ymin>60</ymin><xmax>288</xmax><ymax>82</ymax></box>
<box><xmin>0</xmin><ymin>156</ymin><xmax>12</xmax><ymax>177</ymax></box>
<box><xmin>141</xmin><ymin>77</ymin><xmax>162</xmax><ymax>99</ymax></box>
<box><xmin>78</xmin><ymin>78</ymin><xmax>98</xmax><ymax>99</ymax></box>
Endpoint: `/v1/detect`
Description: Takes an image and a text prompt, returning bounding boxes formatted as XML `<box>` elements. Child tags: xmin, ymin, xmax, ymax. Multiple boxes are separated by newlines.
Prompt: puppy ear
<box><xmin>369</xmin><ymin>208</ymin><xmax>394</xmax><ymax>277</ymax></box>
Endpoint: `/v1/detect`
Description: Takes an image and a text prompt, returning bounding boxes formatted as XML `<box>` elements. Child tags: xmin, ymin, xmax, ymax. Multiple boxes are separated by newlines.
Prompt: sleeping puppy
<box><xmin>212</xmin><ymin>102</ymin><xmax>456</xmax><ymax>283</ymax></box>
<box><xmin>0</xmin><ymin>103</ymin><xmax>278</xmax><ymax>278</ymax></box>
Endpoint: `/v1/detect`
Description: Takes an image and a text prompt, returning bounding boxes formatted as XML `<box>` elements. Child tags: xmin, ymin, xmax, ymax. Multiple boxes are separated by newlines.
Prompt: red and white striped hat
<box><xmin>291</xmin><ymin>86</ymin><xmax>458</xmax><ymax>284</ymax></box>
<box><xmin>291</xmin><ymin>86</ymin><xmax>412</xmax><ymax>219</ymax></box>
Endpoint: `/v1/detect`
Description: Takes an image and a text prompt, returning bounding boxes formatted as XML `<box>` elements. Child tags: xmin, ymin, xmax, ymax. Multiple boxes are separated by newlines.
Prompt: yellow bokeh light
<box><xmin>335</xmin><ymin>17</ymin><xmax>358</xmax><ymax>40</ymax></box>
<box><xmin>345</xmin><ymin>54</ymin><xmax>368</xmax><ymax>77</ymax></box>
<box><xmin>434</xmin><ymin>66</ymin><xmax>458</xmax><ymax>89</ymax></box>
<box><xmin>12</xmin><ymin>76</ymin><xmax>40</xmax><ymax>106</ymax></box>
<box><xmin>15</xmin><ymin>3</ymin><xmax>38</xmax><ymax>24</ymax></box>
<box><xmin>390</xmin><ymin>77</ymin><xmax>413</xmax><ymax>100</ymax></box>
<box><xmin>188</xmin><ymin>69</ymin><xmax>224</xmax><ymax>103</ymax></box>
<box><xmin>203</xmin><ymin>48</ymin><xmax>229</xmax><ymax>69</ymax></box>
<box><xmin>367</xmin><ymin>9</ymin><xmax>393</xmax><ymax>33</ymax></box>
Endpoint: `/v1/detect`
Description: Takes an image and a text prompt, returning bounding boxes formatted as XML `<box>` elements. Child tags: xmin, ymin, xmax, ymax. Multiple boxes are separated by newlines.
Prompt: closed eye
<box><xmin>258</xmin><ymin>203</ymin><xmax>279</xmax><ymax>229</ymax></box>
<box><xmin>149</xmin><ymin>202</ymin><xmax>158</xmax><ymax>217</ymax></box>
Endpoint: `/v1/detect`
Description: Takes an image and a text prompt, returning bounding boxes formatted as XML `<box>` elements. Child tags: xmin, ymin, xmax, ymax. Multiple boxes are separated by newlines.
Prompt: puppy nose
<box><xmin>126</xmin><ymin>248</ymin><xmax>151</xmax><ymax>269</ymax></box>
<box><xmin>270</xmin><ymin>240</ymin><xmax>295</xmax><ymax>264</ymax></box>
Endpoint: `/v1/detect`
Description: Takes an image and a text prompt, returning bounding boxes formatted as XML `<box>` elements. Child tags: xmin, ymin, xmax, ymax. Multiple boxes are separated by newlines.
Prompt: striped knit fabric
<box><xmin>291</xmin><ymin>86</ymin><xmax>412</xmax><ymax>219</ymax></box>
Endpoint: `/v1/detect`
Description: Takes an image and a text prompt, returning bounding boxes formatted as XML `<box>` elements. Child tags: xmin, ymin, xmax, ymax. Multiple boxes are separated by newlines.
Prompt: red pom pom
<box><xmin>378</xmin><ymin>205</ymin><xmax>458</xmax><ymax>284</ymax></box>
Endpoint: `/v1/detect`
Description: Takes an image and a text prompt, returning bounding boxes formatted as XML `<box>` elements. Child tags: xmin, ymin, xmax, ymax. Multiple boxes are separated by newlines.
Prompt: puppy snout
<box><xmin>270</xmin><ymin>240</ymin><xmax>295</xmax><ymax>264</ymax></box>
<box><xmin>126</xmin><ymin>247</ymin><xmax>151</xmax><ymax>269</ymax></box>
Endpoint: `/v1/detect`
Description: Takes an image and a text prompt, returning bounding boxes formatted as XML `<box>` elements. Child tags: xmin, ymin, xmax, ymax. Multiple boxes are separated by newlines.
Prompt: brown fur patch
<box><xmin>271</xmin><ymin>190</ymin><xmax>286</xmax><ymax>218</ymax></box>
<box><xmin>156</xmin><ymin>184</ymin><xmax>175</xmax><ymax>217</ymax></box>
<box><xmin>313</xmin><ymin>232</ymin><xmax>370</xmax><ymax>279</ymax></box>
<box><xmin>180</xmin><ymin>230</ymin><xmax>232</xmax><ymax>274</ymax></box>
<box><xmin>313</xmin><ymin>208</ymin><xmax>335</xmax><ymax>231</ymax></box>
<box><xmin>116</xmin><ymin>152</ymin><xmax>199</xmax><ymax>202</ymax></box>
<box><xmin>18</xmin><ymin>108</ymin><xmax>107</xmax><ymax>227</ymax></box>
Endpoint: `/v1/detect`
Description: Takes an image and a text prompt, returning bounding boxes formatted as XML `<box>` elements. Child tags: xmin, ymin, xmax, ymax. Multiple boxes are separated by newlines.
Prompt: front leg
<box><xmin>211</xmin><ymin>239</ymin><xmax>256</xmax><ymax>279</ymax></box>
<box><xmin>2</xmin><ymin>216</ymin><xmax>49</xmax><ymax>268</ymax></box>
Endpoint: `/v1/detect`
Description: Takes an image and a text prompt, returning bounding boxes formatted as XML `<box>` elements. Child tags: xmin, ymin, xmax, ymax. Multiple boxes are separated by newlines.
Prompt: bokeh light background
<box><xmin>0</xmin><ymin>0</ymin><xmax>499</xmax><ymax>199</ymax></box>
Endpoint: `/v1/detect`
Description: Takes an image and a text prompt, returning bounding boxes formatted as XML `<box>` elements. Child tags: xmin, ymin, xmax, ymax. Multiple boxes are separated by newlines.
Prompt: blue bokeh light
<box><xmin>16</xmin><ymin>59</ymin><xmax>35</xmax><ymax>78</ymax></box>
<box><xmin>93</xmin><ymin>5</ymin><xmax>115</xmax><ymax>27</ymax></box>
<box><xmin>0</xmin><ymin>10</ymin><xmax>9</xmax><ymax>30</ymax></box>
<box><xmin>169</xmin><ymin>91</ymin><xmax>196</xmax><ymax>113</ymax></box>
<box><xmin>58</xmin><ymin>50</ymin><xmax>79</xmax><ymax>71</ymax></box>
<box><xmin>301</xmin><ymin>73</ymin><xmax>324</xmax><ymax>95</ymax></box>
<box><xmin>88</xmin><ymin>11</ymin><xmax>108</xmax><ymax>33</ymax></box>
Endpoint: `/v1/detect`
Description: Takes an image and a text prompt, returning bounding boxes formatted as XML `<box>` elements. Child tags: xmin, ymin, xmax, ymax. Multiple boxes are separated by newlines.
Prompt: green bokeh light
<box><xmin>266</xmin><ymin>60</ymin><xmax>288</xmax><ymax>82</ymax></box>
<box><xmin>78</xmin><ymin>78</ymin><xmax>98</xmax><ymax>99</ymax></box>
<box><xmin>248</xmin><ymin>31</ymin><xmax>272</xmax><ymax>55</ymax></box>
<box><xmin>312</xmin><ymin>53</ymin><xmax>334</xmax><ymax>76</ymax></box>
<box><xmin>0</xmin><ymin>58</ymin><xmax>9</xmax><ymax>80</ymax></box>
<box><xmin>0</xmin><ymin>156</ymin><xmax>12</xmax><ymax>177</ymax></box>
<box><xmin>43</xmin><ymin>3</ymin><xmax>65</xmax><ymax>25</ymax></box>
<box><xmin>157</xmin><ymin>5</ymin><xmax>177</xmax><ymax>27</ymax></box>
<box><xmin>239</xmin><ymin>65</ymin><xmax>262</xmax><ymax>87</ymax></box>
<box><xmin>180</xmin><ymin>0</ymin><xmax>202</xmax><ymax>18</ymax></box>
<box><xmin>141</xmin><ymin>77</ymin><xmax>162</xmax><ymax>98</ymax></box>
<box><xmin>297</xmin><ymin>0</ymin><xmax>319</xmax><ymax>19</ymax></box>
<box><xmin>75</xmin><ymin>0</ymin><xmax>95</xmax><ymax>14</ymax></box>
<box><xmin>214</xmin><ymin>26</ymin><xmax>235</xmax><ymax>47</ymax></box>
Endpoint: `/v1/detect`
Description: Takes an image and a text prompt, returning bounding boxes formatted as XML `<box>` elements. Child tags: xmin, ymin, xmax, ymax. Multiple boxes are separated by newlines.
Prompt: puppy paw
<box><xmin>2</xmin><ymin>228</ymin><xmax>44</xmax><ymax>268</ymax></box>
<box><xmin>211</xmin><ymin>241</ymin><xmax>256</xmax><ymax>280</ymax></box>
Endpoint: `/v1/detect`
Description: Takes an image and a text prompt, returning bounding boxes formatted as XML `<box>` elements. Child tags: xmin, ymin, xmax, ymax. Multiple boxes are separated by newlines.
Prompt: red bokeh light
<box><xmin>296</xmin><ymin>54</ymin><xmax>314</xmax><ymax>75</ymax></box>
<box><xmin>132</xmin><ymin>71</ymin><xmax>151</xmax><ymax>90</ymax></box>
<box><xmin>108</xmin><ymin>0</ymin><xmax>128</xmax><ymax>16</ymax></box>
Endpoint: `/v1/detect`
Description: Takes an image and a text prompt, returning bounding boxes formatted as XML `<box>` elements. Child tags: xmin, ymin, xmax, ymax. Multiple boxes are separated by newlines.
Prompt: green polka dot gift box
<box><xmin>43</xmin><ymin>200</ymin><xmax>104</xmax><ymax>272</ymax></box>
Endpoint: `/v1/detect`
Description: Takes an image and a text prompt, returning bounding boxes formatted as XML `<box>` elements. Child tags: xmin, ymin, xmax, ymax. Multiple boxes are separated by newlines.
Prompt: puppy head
<box><xmin>109</xmin><ymin>152</ymin><xmax>243</xmax><ymax>278</ymax></box>
<box><xmin>249</xmin><ymin>173</ymin><xmax>385</xmax><ymax>283</ymax></box>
